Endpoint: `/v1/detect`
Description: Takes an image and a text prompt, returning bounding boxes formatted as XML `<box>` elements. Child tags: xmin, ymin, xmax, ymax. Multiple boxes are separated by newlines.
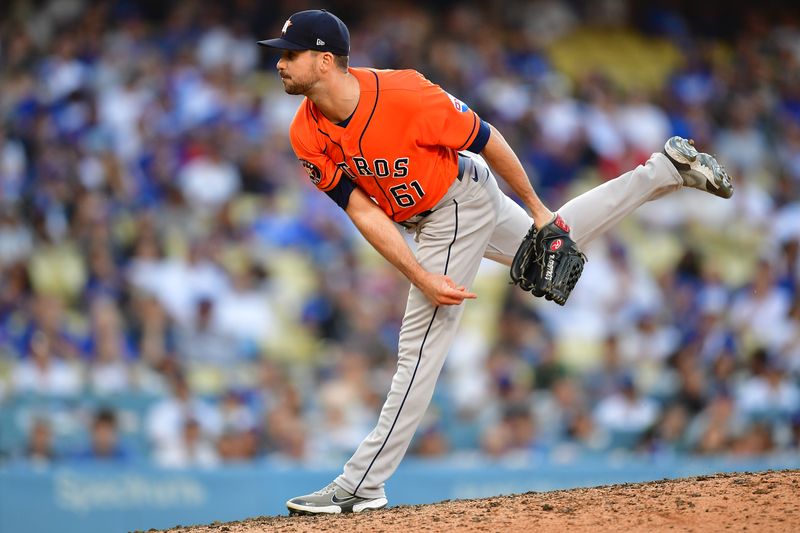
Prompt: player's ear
<box><xmin>318</xmin><ymin>51</ymin><xmax>335</xmax><ymax>72</ymax></box>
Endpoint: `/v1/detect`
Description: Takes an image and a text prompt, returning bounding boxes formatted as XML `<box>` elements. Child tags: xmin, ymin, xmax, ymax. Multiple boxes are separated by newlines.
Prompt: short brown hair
<box><xmin>333</xmin><ymin>54</ymin><xmax>349</xmax><ymax>72</ymax></box>
<box><xmin>310</xmin><ymin>51</ymin><xmax>349</xmax><ymax>72</ymax></box>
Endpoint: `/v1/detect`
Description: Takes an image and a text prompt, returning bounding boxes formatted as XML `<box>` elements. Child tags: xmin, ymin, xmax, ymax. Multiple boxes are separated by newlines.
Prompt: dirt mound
<box><xmin>157</xmin><ymin>470</ymin><xmax>800</xmax><ymax>532</ymax></box>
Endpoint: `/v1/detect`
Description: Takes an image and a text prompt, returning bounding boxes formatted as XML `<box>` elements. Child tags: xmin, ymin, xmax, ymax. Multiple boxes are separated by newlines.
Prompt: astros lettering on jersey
<box><xmin>289</xmin><ymin>68</ymin><xmax>490</xmax><ymax>221</ymax></box>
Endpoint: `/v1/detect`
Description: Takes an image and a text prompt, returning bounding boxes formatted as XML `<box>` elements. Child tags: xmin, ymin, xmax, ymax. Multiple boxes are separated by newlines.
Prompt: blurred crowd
<box><xmin>1</xmin><ymin>0</ymin><xmax>799</xmax><ymax>469</ymax></box>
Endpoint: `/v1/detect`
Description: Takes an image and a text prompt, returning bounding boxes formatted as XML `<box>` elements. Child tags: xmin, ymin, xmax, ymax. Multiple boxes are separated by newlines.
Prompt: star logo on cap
<box><xmin>281</xmin><ymin>19</ymin><xmax>292</xmax><ymax>35</ymax></box>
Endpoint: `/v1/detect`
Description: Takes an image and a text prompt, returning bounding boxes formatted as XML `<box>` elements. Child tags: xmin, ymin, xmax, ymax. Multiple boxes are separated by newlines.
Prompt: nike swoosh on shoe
<box><xmin>331</xmin><ymin>494</ymin><xmax>358</xmax><ymax>505</ymax></box>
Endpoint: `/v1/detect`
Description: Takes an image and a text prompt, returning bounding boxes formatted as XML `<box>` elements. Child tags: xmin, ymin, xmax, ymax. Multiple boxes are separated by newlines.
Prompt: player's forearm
<box><xmin>345</xmin><ymin>190</ymin><xmax>427</xmax><ymax>285</ymax></box>
<box><xmin>481</xmin><ymin>124</ymin><xmax>554</xmax><ymax>227</ymax></box>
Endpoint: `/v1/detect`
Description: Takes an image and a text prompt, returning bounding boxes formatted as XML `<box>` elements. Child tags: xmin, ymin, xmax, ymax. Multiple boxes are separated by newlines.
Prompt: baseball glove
<box><xmin>510</xmin><ymin>214</ymin><xmax>586</xmax><ymax>305</ymax></box>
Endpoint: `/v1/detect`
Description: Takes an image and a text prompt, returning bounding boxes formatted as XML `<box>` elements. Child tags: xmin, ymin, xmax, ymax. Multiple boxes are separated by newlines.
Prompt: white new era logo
<box><xmin>316</xmin><ymin>38</ymin><xmax>325</xmax><ymax>46</ymax></box>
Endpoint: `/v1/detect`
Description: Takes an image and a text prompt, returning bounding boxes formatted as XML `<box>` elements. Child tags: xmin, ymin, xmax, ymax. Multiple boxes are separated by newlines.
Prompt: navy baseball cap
<box><xmin>258</xmin><ymin>9</ymin><xmax>350</xmax><ymax>56</ymax></box>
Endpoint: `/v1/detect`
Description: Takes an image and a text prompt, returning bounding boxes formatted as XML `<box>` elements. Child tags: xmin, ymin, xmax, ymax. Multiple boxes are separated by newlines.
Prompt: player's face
<box><xmin>276</xmin><ymin>50</ymin><xmax>320</xmax><ymax>95</ymax></box>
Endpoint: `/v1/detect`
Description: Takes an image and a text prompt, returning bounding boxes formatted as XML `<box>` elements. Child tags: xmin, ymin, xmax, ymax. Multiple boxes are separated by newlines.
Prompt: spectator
<box><xmin>774</xmin><ymin>296</ymin><xmax>800</xmax><ymax>373</ymax></box>
<box><xmin>619</xmin><ymin>311</ymin><xmax>681</xmax><ymax>365</ymax></box>
<box><xmin>412</xmin><ymin>418</ymin><xmax>451</xmax><ymax>458</ymax></box>
<box><xmin>175</xmin><ymin>297</ymin><xmax>241</xmax><ymax>364</ymax></box>
<box><xmin>73</xmin><ymin>408</ymin><xmax>130</xmax><ymax>462</ymax></box>
<box><xmin>638</xmin><ymin>403</ymin><xmax>691</xmax><ymax>455</ymax></box>
<box><xmin>145</xmin><ymin>373</ymin><xmax>221</xmax><ymax>460</ymax></box>
<box><xmin>584</xmin><ymin>334</ymin><xmax>629</xmax><ymax>400</ymax></box>
<box><xmin>790</xmin><ymin>413</ymin><xmax>800</xmax><ymax>450</ymax></box>
<box><xmin>216</xmin><ymin>390</ymin><xmax>258</xmax><ymax>462</ymax></box>
<box><xmin>736</xmin><ymin>357</ymin><xmax>800</xmax><ymax>419</ymax></box>
<box><xmin>256</xmin><ymin>371</ymin><xmax>307</xmax><ymax>462</ymax></box>
<box><xmin>128</xmin><ymin>239</ymin><xmax>229</xmax><ymax>327</ymax></box>
<box><xmin>212</xmin><ymin>262</ymin><xmax>277</xmax><ymax>347</ymax></box>
<box><xmin>480</xmin><ymin>403</ymin><xmax>543</xmax><ymax>460</ymax></box>
<box><xmin>714</xmin><ymin>95</ymin><xmax>770</xmax><ymax>176</ymax></box>
<box><xmin>686</xmin><ymin>392</ymin><xmax>745</xmax><ymax>454</ymax></box>
<box><xmin>593</xmin><ymin>375</ymin><xmax>660</xmax><ymax>442</ymax></box>
<box><xmin>23</xmin><ymin>418</ymin><xmax>57</xmax><ymax>467</ymax></box>
<box><xmin>0</xmin><ymin>129</ymin><xmax>28</xmax><ymax>205</ymax></box>
<box><xmin>0</xmin><ymin>207</ymin><xmax>33</xmax><ymax>265</ymax></box>
<box><xmin>730</xmin><ymin>422</ymin><xmax>775</xmax><ymax>456</ymax></box>
<box><xmin>155</xmin><ymin>418</ymin><xmax>220</xmax><ymax>469</ymax></box>
<box><xmin>263</xmin><ymin>401</ymin><xmax>308</xmax><ymax>461</ymax></box>
<box><xmin>177</xmin><ymin>140</ymin><xmax>241</xmax><ymax>214</ymax></box>
<box><xmin>562</xmin><ymin>409</ymin><xmax>609</xmax><ymax>454</ymax></box>
<box><xmin>128</xmin><ymin>294</ymin><xmax>175</xmax><ymax>372</ymax></box>
<box><xmin>729</xmin><ymin>260</ymin><xmax>792</xmax><ymax>349</ymax></box>
<box><xmin>87</xmin><ymin>297</ymin><xmax>132</xmax><ymax>394</ymax></box>
<box><xmin>12</xmin><ymin>331</ymin><xmax>83</xmax><ymax>396</ymax></box>
<box><xmin>616</xmin><ymin>90</ymin><xmax>671</xmax><ymax>157</ymax></box>
<box><xmin>534</xmin><ymin>377</ymin><xmax>585</xmax><ymax>444</ymax></box>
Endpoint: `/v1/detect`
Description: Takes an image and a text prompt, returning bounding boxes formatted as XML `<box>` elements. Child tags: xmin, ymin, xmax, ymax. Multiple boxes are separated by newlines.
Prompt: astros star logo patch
<box><xmin>300</xmin><ymin>159</ymin><xmax>321</xmax><ymax>185</ymax></box>
<box><xmin>281</xmin><ymin>19</ymin><xmax>292</xmax><ymax>35</ymax></box>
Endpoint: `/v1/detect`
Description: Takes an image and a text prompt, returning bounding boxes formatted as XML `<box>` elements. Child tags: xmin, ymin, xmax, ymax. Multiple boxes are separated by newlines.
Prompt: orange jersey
<box><xmin>289</xmin><ymin>68</ymin><xmax>488</xmax><ymax>222</ymax></box>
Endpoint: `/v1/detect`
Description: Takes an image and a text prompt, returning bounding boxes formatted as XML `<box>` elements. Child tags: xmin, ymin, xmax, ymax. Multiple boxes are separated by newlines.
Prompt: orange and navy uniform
<box><xmin>289</xmin><ymin>68</ymin><xmax>491</xmax><ymax>222</ymax></box>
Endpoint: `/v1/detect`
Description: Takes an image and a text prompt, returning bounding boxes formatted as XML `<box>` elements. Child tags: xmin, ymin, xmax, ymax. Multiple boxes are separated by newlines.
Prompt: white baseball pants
<box><xmin>335</xmin><ymin>152</ymin><xmax>683</xmax><ymax>498</ymax></box>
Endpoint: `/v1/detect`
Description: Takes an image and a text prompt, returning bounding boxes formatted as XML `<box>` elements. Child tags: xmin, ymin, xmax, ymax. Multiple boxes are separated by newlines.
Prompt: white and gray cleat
<box><xmin>286</xmin><ymin>482</ymin><xmax>388</xmax><ymax>515</ymax></box>
<box><xmin>663</xmin><ymin>136</ymin><xmax>734</xmax><ymax>199</ymax></box>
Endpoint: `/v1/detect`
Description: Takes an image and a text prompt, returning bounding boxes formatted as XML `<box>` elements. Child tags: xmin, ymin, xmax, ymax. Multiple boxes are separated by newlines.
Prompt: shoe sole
<box><xmin>663</xmin><ymin>136</ymin><xmax>733</xmax><ymax>199</ymax></box>
<box><xmin>287</xmin><ymin>497</ymin><xmax>388</xmax><ymax>515</ymax></box>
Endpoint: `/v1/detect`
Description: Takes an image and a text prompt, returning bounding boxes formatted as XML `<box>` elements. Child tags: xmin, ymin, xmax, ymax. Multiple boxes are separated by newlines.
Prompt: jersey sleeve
<box><xmin>414</xmin><ymin>74</ymin><xmax>491</xmax><ymax>153</ymax></box>
<box><xmin>288</xmin><ymin>104</ymin><xmax>343</xmax><ymax>192</ymax></box>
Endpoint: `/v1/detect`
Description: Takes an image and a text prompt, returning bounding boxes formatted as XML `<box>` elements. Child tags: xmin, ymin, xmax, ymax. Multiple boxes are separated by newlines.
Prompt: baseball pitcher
<box><xmin>257</xmin><ymin>9</ymin><xmax>733</xmax><ymax>515</ymax></box>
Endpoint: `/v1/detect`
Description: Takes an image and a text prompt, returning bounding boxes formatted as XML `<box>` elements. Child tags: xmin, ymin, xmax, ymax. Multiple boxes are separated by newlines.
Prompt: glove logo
<box><xmin>550</xmin><ymin>239</ymin><xmax>563</xmax><ymax>251</ymax></box>
<box><xmin>300</xmin><ymin>159</ymin><xmax>321</xmax><ymax>185</ymax></box>
<box><xmin>553</xmin><ymin>215</ymin><xmax>570</xmax><ymax>233</ymax></box>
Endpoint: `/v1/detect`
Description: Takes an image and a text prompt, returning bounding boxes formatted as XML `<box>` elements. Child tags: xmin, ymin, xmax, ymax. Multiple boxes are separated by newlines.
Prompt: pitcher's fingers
<box><xmin>456</xmin><ymin>286</ymin><xmax>477</xmax><ymax>299</ymax></box>
<box><xmin>445</xmin><ymin>289</ymin><xmax>476</xmax><ymax>303</ymax></box>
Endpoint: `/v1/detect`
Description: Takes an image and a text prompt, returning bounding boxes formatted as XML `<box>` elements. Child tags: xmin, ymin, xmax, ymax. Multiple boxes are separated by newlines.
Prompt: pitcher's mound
<box><xmin>161</xmin><ymin>469</ymin><xmax>800</xmax><ymax>532</ymax></box>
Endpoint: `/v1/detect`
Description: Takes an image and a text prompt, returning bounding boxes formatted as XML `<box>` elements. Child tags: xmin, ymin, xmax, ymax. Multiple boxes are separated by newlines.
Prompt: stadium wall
<box><xmin>2</xmin><ymin>455</ymin><xmax>799</xmax><ymax>533</ymax></box>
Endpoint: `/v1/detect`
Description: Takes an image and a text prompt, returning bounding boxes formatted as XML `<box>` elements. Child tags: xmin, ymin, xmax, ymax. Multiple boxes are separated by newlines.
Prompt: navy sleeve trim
<box><xmin>325</xmin><ymin>176</ymin><xmax>357</xmax><ymax>210</ymax></box>
<box><xmin>466</xmin><ymin>119</ymin><xmax>490</xmax><ymax>153</ymax></box>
